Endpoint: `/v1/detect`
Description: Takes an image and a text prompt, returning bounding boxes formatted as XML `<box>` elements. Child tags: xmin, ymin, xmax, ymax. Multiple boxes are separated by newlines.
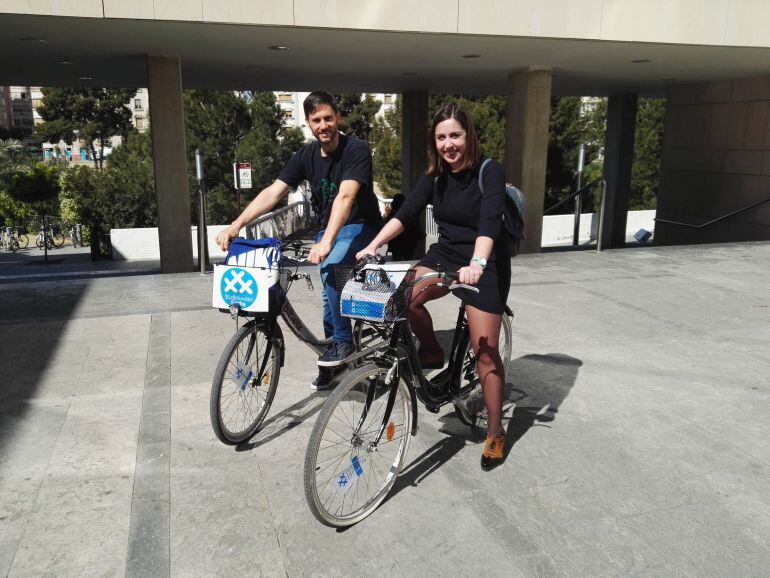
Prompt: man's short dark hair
<box><xmin>303</xmin><ymin>91</ymin><xmax>338</xmax><ymax>118</ymax></box>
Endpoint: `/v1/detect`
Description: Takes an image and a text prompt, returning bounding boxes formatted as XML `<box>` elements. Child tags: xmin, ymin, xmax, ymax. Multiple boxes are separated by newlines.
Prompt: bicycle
<box><xmin>209</xmin><ymin>239</ymin><xmax>387</xmax><ymax>445</ymax></box>
<box><xmin>16</xmin><ymin>226</ymin><xmax>29</xmax><ymax>249</ymax></box>
<box><xmin>303</xmin><ymin>257</ymin><xmax>513</xmax><ymax>527</ymax></box>
<box><xmin>1</xmin><ymin>227</ymin><xmax>19</xmax><ymax>253</ymax></box>
<box><xmin>68</xmin><ymin>223</ymin><xmax>83</xmax><ymax>248</ymax></box>
<box><xmin>50</xmin><ymin>223</ymin><xmax>65</xmax><ymax>247</ymax></box>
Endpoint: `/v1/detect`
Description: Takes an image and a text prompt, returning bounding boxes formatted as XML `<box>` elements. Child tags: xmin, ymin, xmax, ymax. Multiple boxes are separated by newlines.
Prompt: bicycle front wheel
<box><xmin>52</xmin><ymin>231</ymin><xmax>65</xmax><ymax>247</ymax></box>
<box><xmin>304</xmin><ymin>363</ymin><xmax>413</xmax><ymax>527</ymax></box>
<box><xmin>454</xmin><ymin>313</ymin><xmax>513</xmax><ymax>426</ymax></box>
<box><xmin>35</xmin><ymin>235</ymin><xmax>43</xmax><ymax>249</ymax></box>
<box><xmin>17</xmin><ymin>234</ymin><xmax>28</xmax><ymax>249</ymax></box>
<box><xmin>210</xmin><ymin>322</ymin><xmax>281</xmax><ymax>444</ymax></box>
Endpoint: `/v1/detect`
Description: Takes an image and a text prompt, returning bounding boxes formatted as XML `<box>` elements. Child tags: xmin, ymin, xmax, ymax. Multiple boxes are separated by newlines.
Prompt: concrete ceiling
<box><xmin>2</xmin><ymin>14</ymin><xmax>770</xmax><ymax>96</ymax></box>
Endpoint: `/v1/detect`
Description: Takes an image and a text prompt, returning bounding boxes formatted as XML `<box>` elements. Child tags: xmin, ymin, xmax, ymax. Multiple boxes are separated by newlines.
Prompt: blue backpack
<box><xmin>478</xmin><ymin>158</ymin><xmax>527</xmax><ymax>257</ymax></box>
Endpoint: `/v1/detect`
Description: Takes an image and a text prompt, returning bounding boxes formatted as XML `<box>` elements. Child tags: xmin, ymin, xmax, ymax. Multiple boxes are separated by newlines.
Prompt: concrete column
<box><xmin>504</xmin><ymin>69</ymin><xmax>552</xmax><ymax>254</ymax></box>
<box><xmin>600</xmin><ymin>93</ymin><xmax>638</xmax><ymax>249</ymax></box>
<box><xmin>401</xmin><ymin>91</ymin><xmax>429</xmax><ymax>258</ymax></box>
<box><xmin>146</xmin><ymin>55</ymin><xmax>193</xmax><ymax>273</ymax></box>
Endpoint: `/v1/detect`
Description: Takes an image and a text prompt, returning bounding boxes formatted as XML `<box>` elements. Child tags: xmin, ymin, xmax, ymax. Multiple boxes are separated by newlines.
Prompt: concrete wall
<box><xmin>3</xmin><ymin>1</ymin><xmax>770</xmax><ymax>48</ymax></box>
<box><xmin>112</xmin><ymin>211</ymin><xmax>656</xmax><ymax>260</ymax></box>
<box><xmin>656</xmin><ymin>75</ymin><xmax>770</xmax><ymax>245</ymax></box>
<box><xmin>111</xmin><ymin>225</ymin><xmax>235</xmax><ymax>261</ymax></box>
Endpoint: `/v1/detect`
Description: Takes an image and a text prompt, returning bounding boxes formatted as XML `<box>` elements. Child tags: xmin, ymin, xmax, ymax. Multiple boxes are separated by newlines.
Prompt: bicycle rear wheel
<box><xmin>454</xmin><ymin>313</ymin><xmax>513</xmax><ymax>427</ymax></box>
<box><xmin>304</xmin><ymin>363</ymin><xmax>412</xmax><ymax>527</ymax></box>
<box><xmin>17</xmin><ymin>234</ymin><xmax>28</xmax><ymax>249</ymax></box>
<box><xmin>210</xmin><ymin>321</ymin><xmax>281</xmax><ymax>444</ymax></box>
<box><xmin>51</xmin><ymin>231</ymin><xmax>65</xmax><ymax>247</ymax></box>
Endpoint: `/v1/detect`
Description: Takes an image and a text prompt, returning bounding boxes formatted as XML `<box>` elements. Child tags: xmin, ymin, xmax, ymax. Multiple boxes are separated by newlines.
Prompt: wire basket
<box><xmin>336</xmin><ymin>264</ymin><xmax>415</xmax><ymax>324</ymax></box>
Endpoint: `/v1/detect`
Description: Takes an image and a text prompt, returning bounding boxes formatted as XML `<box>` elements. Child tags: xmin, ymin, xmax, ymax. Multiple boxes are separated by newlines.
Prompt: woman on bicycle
<box><xmin>357</xmin><ymin>102</ymin><xmax>511</xmax><ymax>470</ymax></box>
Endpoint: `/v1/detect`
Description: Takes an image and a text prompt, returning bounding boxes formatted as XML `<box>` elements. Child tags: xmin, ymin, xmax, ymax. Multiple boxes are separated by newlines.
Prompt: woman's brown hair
<box><xmin>425</xmin><ymin>102</ymin><xmax>481</xmax><ymax>176</ymax></box>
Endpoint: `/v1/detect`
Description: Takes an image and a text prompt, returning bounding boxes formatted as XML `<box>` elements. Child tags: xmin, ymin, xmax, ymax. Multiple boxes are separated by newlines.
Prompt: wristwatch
<box><xmin>470</xmin><ymin>256</ymin><xmax>487</xmax><ymax>270</ymax></box>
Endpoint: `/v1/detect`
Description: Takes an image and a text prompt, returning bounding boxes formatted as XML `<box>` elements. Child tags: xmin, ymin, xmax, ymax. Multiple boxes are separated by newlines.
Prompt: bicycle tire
<box><xmin>72</xmin><ymin>236</ymin><xmax>80</xmax><ymax>248</ymax></box>
<box><xmin>52</xmin><ymin>231</ymin><xmax>65</xmax><ymax>247</ymax></box>
<box><xmin>209</xmin><ymin>322</ymin><xmax>282</xmax><ymax>444</ymax></box>
<box><xmin>9</xmin><ymin>239</ymin><xmax>18</xmax><ymax>253</ymax></box>
<box><xmin>304</xmin><ymin>362</ymin><xmax>412</xmax><ymax>527</ymax></box>
<box><xmin>17</xmin><ymin>234</ymin><xmax>28</xmax><ymax>249</ymax></box>
<box><xmin>35</xmin><ymin>235</ymin><xmax>43</xmax><ymax>249</ymax></box>
<box><xmin>453</xmin><ymin>313</ymin><xmax>513</xmax><ymax>427</ymax></box>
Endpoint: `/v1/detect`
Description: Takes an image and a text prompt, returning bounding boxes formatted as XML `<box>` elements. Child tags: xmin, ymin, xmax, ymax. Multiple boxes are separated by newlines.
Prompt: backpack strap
<box><xmin>477</xmin><ymin>158</ymin><xmax>493</xmax><ymax>195</ymax></box>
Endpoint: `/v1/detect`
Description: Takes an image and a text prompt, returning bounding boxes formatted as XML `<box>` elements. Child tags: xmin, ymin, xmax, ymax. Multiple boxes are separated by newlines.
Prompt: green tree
<box><xmin>338</xmin><ymin>93</ymin><xmax>382</xmax><ymax>141</ymax></box>
<box><xmin>36</xmin><ymin>87</ymin><xmax>135</xmax><ymax>168</ymax></box>
<box><xmin>371</xmin><ymin>97</ymin><xmax>402</xmax><ymax>196</ymax></box>
<box><xmin>59</xmin><ymin>131</ymin><xmax>157</xmax><ymax>231</ymax></box>
<box><xmin>630</xmin><ymin>98</ymin><xmax>665</xmax><ymax>210</ymax></box>
<box><xmin>7</xmin><ymin>164</ymin><xmax>61</xmax><ymax>216</ymax></box>
<box><xmin>185</xmin><ymin>90</ymin><xmax>304</xmax><ymax>224</ymax></box>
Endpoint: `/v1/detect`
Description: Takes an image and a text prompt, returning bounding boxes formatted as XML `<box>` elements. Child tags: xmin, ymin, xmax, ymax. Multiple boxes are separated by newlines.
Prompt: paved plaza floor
<box><xmin>0</xmin><ymin>242</ymin><xmax>769</xmax><ymax>576</ymax></box>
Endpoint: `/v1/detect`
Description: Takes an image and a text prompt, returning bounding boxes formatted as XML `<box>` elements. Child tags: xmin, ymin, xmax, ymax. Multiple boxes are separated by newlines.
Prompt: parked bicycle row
<box><xmin>0</xmin><ymin>219</ymin><xmax>85</xmax><ymax>252</ymax></box>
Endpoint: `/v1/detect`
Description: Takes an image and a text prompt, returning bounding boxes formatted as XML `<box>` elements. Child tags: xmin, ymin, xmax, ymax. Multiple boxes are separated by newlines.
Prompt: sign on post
<box><xmin>233</xmin><ymin>162</ymin><xmax>252</xmax><ymax>189</ymax></box>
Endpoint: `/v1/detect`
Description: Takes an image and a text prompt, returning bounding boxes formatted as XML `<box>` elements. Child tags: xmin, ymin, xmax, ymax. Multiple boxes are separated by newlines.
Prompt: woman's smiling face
<box><xmin>434</xmin><ymin>118</ymin><xmax>467</xmax><ymax>172</ymax></box>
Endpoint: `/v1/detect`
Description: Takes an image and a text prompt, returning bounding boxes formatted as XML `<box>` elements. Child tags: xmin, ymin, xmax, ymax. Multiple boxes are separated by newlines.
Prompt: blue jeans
<box><xmin>316</xmin><ymin>223</ymin><xmax>376</xmax><ymax>344</ymax></box>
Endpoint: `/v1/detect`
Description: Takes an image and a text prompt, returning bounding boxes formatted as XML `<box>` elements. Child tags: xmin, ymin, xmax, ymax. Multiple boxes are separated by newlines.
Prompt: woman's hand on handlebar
<box><xmin>457</xmin><ymin>262</ymin><xmax>484</xmax><ymax>285</ymax></box>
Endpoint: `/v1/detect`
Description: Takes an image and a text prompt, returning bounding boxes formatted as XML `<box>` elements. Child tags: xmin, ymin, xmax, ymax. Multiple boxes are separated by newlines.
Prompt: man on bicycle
<box><xmin>216</xmin><ymin>91</ymin><xmax>381</xmax><ymax>390</ymax></box>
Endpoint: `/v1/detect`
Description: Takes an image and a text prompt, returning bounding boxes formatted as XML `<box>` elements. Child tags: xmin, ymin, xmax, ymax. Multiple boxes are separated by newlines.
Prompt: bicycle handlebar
<box><xmin>415</xmin><ymin>270</ymin><xmax>480</xmax><ymax>294</ymax></box>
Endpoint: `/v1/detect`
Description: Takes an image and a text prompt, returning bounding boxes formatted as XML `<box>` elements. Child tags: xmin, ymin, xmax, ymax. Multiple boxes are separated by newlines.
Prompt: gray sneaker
<box><xmin>310</xmin><ymin>367</ymin><xmax>335</xmax><ymax>391</ymax></box>
<box><xmin>317</xmin><ymin>341</ymin><xmax>355</xmax><ymax>367</ymax></box>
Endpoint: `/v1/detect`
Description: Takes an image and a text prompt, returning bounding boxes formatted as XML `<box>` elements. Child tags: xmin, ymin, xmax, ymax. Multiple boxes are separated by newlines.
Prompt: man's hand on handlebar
<box><xmin>215</xmin><ymin>225</ymin><xmax>240</xmax><ymax>251</ymax></box>
<box><xmin>308</xmin><ymin>239</ymin><xmax>332</xmax><ymax>264</ymax></box>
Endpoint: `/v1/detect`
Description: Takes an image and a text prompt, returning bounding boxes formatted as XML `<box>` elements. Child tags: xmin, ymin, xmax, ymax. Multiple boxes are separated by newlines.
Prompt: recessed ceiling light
<box><xmin>79</xmin><ymin>76</ymin><xmax>94</xmax><ymax>81</ymax></box>
<box><xmin>268</xmin><ymin>45</ymin><xmax>290</xmax><ymax>51</ymax></box>
<box><xmin>631</xmin><ymin>59</ymin><xmax>652</xmax><ymax>64</ymax></box>
<box><xmin>19</xmin><ymin>37</ymin><xmax>46</xmax><ymax>44</ymax></box>
<box><xmin>461</xmin><ymin>54</ymin><xmax>481</xmax><ymax>59</ymax></box>
<box><xmin>57</xmin><ymin>60</ymin><xmax>75</xmax><ymax>65</ymax></box>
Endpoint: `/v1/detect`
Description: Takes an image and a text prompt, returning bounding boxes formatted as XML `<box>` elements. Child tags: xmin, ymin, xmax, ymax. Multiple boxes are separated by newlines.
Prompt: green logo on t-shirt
<box><xmin>321</xmin><ymin>178</ymin><xmax>337</xmax><ymax>202</ymax></box>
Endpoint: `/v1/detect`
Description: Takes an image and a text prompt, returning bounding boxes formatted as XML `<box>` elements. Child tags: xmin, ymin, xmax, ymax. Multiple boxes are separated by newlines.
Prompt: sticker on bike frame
<box><xmin>335</xmin><ymin>454</ymin><xmax>365</xmax><ymax>495</ymax></box>
<box><xmin>233</xmin><ymin>361</ymin><xmax>253</xmax><ymax>392</ymax></box>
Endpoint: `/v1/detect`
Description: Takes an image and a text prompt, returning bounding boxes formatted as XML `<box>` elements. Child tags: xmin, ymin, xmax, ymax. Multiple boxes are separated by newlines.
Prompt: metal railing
<box><xmin>544</xmin><ymin>178</ymin><xmax>604</xmax><ymax>215</ymax></box>
<box><xmin>654</xmin><ymin>196</ymin><xmax>770</xmax><ymax>230</ymax></box>
<box><xmin>245</xmin><ymin>201</ymin><xmax>313</xmax><ymax>240</ymax></box>
<box><xmin>425</xmin><ymin>204</ymin><xmax>438</xmax><ymax>237</ymax></box>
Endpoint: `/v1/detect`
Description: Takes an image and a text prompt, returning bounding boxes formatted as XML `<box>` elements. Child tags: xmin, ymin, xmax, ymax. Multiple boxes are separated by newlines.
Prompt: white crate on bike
<box><xmin>339</xmin><ymin>263</ymin><xmax>413</xmax><ymax>323</ymax></box>
<box><xmin>212</xmin><ymin>238</ymin><xmax>282</xmax><ymax>313</ymax></box>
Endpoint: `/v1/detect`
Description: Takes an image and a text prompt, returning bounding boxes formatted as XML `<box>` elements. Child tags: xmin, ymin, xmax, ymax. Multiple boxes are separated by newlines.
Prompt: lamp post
<box><xmin>572</xmin><ymin>144</ymin><xmax>585</xmax><ymax>246</ymax></box>
<box><xmin>195</xmin><ymin>149</ymin><xmax>209</xmax><ymax>273</ymax></box>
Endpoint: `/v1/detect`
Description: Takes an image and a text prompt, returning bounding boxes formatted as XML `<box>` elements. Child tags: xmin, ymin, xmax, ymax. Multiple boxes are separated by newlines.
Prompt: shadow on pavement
<box><xmin>236</xmin><ymin>392</ymin><xmax>328</xmax><ymax>451</ymax></box>
<box><xmin>0</xmin><ymin>278</ymin><xmax>88</xmax><ymax>456</ymax></box>
<box><xmin>382</xmin><ymin>352</ymin><xmax>583</xmax><ymax>499</ymax></box>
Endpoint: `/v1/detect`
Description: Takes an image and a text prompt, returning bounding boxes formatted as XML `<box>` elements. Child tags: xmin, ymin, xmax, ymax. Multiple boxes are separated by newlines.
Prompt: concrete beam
<box><xmin>146</xmin><ymin>55</ymin><xmax>193</xmax><ymax>274</ymax></box>
<box><xmin>600</xmin><ymin>93</ymin><xmax>638</xmax><ymax>249</ymax></box>
<box><xmin>401</xmin><ymin>91</ymin><xmax>429</xmax><ymax>258</ymax></box>
<box><xmin>505</xmin><ymin>69</ymin><xmax>552</xmax><ymax>254</ymax></box>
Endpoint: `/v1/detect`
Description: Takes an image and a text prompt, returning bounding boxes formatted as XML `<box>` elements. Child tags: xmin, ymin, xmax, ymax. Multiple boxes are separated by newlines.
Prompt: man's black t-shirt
<box><xmin>278</xmin><ymin>133</ymin><xmax>382</xmax><ymax>230</ymax></box>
